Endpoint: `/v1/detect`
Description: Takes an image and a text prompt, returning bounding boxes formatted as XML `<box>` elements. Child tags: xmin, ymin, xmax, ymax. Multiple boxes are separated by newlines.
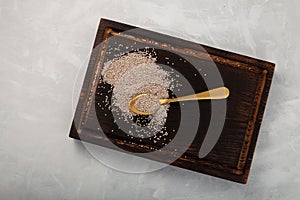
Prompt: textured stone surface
<box><xmin>0</xmin><ymin>0</ymin><xmax>299</xmax><ymax>199</ymax></box>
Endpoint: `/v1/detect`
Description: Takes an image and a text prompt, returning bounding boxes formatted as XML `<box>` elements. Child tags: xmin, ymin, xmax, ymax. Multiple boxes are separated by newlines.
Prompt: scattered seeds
<box><xmin>100</xmin><ymin>50</ymin><xmax>180</xmax><ymax>144</ymax></box>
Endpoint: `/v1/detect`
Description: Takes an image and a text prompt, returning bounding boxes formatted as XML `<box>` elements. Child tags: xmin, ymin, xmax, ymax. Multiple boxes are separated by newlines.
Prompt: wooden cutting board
<box><xmin>69</xmin><ymin>19</ymin><xmax>275</xmax><ymax>184</ymax></box>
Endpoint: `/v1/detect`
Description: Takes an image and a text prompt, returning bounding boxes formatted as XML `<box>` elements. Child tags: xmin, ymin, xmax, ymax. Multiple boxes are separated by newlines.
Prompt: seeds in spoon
<box><xmin>134</xmin><ymin>94</ymin><xmax>161</xmax><ymax>114</ymax></box>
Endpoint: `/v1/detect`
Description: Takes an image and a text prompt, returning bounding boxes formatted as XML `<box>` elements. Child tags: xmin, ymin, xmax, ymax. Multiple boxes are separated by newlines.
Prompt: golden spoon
<box><xmin>129</xmin><ymin>86</ymin><xmax>230</xmax><ymax>115</ymax></box>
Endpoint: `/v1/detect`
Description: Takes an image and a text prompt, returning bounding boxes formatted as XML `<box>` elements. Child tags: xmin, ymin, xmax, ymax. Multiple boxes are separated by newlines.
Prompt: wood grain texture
<box><xmin>69</xmin><ymin>19</ymin><xmax>275</xmax><ymax>184</ymax></box>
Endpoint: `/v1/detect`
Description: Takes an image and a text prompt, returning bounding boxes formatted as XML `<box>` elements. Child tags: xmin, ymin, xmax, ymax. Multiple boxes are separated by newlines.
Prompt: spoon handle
<box><xmin>159</xmin><ymin>87</ymin><xmax>230</xmax><ymax>105</ymax></box>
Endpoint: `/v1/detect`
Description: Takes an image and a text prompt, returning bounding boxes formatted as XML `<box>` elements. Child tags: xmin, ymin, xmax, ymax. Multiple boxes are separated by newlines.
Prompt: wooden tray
<box><xmin>69</xmin><ymin>19</ymin><xmax>275</xmax><ymax>183</ymax></box>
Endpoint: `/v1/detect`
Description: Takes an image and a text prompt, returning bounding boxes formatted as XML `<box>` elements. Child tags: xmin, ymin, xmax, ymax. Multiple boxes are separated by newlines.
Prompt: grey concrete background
<box><xmin>0</xmin><ymin>0</ymin><xmax>299</xmax><ymax>199</ymax></box>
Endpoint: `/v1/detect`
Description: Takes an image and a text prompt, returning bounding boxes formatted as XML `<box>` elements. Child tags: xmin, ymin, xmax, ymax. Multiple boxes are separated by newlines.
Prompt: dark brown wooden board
<box><xmin>69</xmin><ymin>18</ymin><xmax>275</xmax><ymax>184</ymax></box>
